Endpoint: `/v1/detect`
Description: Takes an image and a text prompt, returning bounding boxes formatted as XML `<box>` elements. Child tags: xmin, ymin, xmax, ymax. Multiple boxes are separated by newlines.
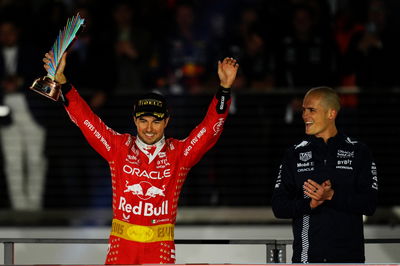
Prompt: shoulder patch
<box><xmin>294</xmin><ymin>140</ymin><xmax>310</xmax><ymax>150</ymax></box>
<box><xmin>345</xmin><ymin>137</ymin><xmax>358</xmax><ymax>145</ymax></box>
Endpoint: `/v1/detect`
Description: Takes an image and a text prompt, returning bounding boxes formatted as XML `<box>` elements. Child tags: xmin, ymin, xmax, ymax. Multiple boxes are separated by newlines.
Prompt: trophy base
<box><xmin>30</xmin><ymin>76</ymin><xmax>62</xmax><ymax>101</ymax></box>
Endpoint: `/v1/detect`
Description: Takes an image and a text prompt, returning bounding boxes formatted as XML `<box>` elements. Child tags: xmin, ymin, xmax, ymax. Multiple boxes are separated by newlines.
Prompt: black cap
<box><xmin>133</xmin><ymin>92</ymin><xmax>169</xmax><ymax>120</ymax></box>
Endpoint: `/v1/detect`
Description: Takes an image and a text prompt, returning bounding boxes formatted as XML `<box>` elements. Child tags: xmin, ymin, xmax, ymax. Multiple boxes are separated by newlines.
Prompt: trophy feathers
<box><xmin>47</xmin><ymin>13</ymin><xmax>85</xmax><ymax>79</ymax></box>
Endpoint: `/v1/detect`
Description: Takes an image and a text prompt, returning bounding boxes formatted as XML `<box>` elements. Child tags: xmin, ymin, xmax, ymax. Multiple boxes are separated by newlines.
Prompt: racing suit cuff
<box><xmin>217</xmin><ymin>85</ymin><xmax>231</xmax><ymax>95</ymax></box>
<box><xmin>215</xmin><ymin>86</ymin><xmax>231</xmax><ymax>114</ymax></box>
<box><xmin>61</xmin><ymin>83</ymin><xmax>74</xmax><ymax>106</ymax></box>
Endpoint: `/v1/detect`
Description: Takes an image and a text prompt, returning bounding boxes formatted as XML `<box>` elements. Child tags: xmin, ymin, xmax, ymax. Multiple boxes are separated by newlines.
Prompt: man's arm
<box><xmin>43</xmin><ymin>52</ymin><xmax>120</xmax><ymax>161</ymax></box>
<box><xmin>303</xmin><ymin>145</ymin><xmax>378</xmax><ymax>215</ymax></box>
<box><xmin>215</xmin><ymin>57</ymin><xmax>238</xmax><ymax>114</ymax></box>
<box><xmin>325</xmin><ymin>145</ymin><xmax>378</xmax><ymax>215</ymax></box>
<box><xmin>180</xmin><ymin>58</ymin><xmax>238</xmax><ymax>168</ymax></box>
<box><xmin>272</xmin><ymin>153</ymin><xmax>313</xmax><ymax>219</ymax></box>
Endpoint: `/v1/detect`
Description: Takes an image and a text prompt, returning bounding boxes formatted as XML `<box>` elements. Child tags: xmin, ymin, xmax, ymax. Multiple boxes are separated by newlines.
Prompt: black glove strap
<box><xmin>216</xmin><ymin>86</ymin><xmax>231</xmax><ymax>114</ymax></box>
<box><xmin>60</xmin><ymin>83</ymin><xmax>73</xmax><ymax>106</ymax></box>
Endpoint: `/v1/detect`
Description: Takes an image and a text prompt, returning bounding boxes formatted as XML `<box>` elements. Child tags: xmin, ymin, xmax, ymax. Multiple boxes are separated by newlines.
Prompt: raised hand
<box><xmin>43</xmin><ymin>51</ymin><xmax>67</xmax><ymax>85</ymax></box>
<box><xmin>218</xmin><ymin>57</ymin><xmax>239</xmax><ymax>88</ymax></box>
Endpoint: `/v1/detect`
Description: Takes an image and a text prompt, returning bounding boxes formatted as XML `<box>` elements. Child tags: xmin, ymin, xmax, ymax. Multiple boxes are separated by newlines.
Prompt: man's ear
<box><xmin>164</xmin><ymin>117</ymin><xmax>170</xmax><ymax>128</ymax></box>
<box><xmin>133</xmin><ymin>116</ymin><xmax>138</xmax><ymax>127</ymax></box>
<box><xmin>328</xmin><ymin>109</ymin><xmax>337</xmax><ymax>120</ymax></box>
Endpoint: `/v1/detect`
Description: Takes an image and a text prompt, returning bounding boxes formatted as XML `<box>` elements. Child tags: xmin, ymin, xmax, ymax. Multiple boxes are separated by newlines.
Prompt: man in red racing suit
<box><xmin>43</xmin><ymin>52</ymin><xmax>239</xmax><ymax>264</ymax></box>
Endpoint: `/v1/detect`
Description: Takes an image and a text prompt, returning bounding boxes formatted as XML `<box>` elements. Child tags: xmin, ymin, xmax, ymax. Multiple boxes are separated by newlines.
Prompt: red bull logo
<box><xmin>124</xmin><ymin>181</ymin><xmax>143</xmax><ymax>195</ymax></box>
<box><xmin>118</xmin><ymin>197</ymin><xmax>168</xmax><ymax>217</ymax></box>
<box><xmin>124</xmin><ymin>181</ymin><xmax>166</xmax><ymax>200</ymax></box>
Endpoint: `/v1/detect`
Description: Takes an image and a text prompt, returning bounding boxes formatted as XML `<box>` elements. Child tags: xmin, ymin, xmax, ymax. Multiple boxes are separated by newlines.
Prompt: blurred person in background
<box><xmin>331</xmin><ymin>7</ymin><xmax>366</xmax><ymax>137</ymax></box>
<box><xmin>272</xmin><ymin>86</ymin><xmax>378</xmax><ymax>263</ymax></box>
<box><xmin>333</xmin><ymin>7</ymin><xmax>365</xmax><ymax>88</ymax></box>
<box><xmin>342</xmin><ymin>0</ymin><xmax>400</xmax><ymax>90</ymax></box>
<box><xmin>159</xmin><ymin>1</ymin><xmax>212</xmax><ymax>95</ymax></box>
<box><xmin>273</xmin><ymin>3</ymin><xmax>340</xmax><ymax>153</ymax></box>
<box><xmin>225</xmin><ymin>6</ymin><xmax>275</xmax><ymax>92</ymax></box>
<box><xmin>105</xmin><ymin>0</ymin><xmax>154</xmax><ymax>93</ymax></box>
<box><xmin>0</xmin><ymin>20</ymin><xmax>47</xmax><ymax>211</ymax></box>
<box><xmin>274</xmin><ymin>4</ymin><xmax>338</xmax><ymax>91</ymax></box>
<box><xmin>42</xmin><ymin>48</ymin><xmax>238</xmax><ymax>263</ymax></box>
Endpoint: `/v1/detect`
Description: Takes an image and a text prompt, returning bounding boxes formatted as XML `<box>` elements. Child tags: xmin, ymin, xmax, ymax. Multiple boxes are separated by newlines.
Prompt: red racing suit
<box><xmin>63</xmin><ymin>85</ymin><xmax>231</xmax><ymax>264</ymax></box>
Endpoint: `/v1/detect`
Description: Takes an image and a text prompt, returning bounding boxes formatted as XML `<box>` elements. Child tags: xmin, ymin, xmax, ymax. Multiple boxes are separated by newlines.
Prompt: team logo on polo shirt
<box><xmin>299</xmin><ymin>151</ymin><xmax>312</xmax><ymax>162</ymax></box>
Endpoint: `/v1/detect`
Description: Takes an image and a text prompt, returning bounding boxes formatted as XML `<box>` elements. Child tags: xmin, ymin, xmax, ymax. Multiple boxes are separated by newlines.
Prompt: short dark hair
<box><xmin>305</xmin><ymin>86</ymin><xmax>341</xmax><ymax>112</ymax></box>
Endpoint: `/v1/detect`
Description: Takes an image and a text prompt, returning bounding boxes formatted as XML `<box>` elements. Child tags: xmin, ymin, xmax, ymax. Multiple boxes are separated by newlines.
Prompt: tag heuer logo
<box><xmin>299</xmin><ymin>151</ymin><xmax>312</xmax><ymax>162</ymax></box>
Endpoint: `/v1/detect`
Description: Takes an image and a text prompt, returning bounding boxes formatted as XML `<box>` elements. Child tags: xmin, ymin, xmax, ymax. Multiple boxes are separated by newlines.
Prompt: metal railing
<box><xmin>1</xmin><ymin>238</ymin><xmax>400</xmax><ymax>264</ymax></box>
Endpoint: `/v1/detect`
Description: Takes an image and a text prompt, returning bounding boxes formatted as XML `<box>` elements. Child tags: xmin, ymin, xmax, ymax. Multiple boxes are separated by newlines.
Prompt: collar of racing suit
<box><xmin>135</xmin><ymin>136</ymin><xmax>166</xmax><ymax>163</ymax></box>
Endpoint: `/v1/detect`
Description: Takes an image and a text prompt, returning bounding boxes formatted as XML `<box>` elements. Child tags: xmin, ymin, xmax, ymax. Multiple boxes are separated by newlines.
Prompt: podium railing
<box><xmin>1</xmin><ymin>238</ymin><xmax>400</xmax><ymax>264</ymax></box>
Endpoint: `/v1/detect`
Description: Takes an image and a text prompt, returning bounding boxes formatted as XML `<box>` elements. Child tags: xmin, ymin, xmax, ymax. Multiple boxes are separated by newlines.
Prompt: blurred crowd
<box><xmin>2</xmin><ymin>0</ymin><xmax>400</xmax><ymax>97</ymax></box>
<box><xmin>0</xmin><ymin>0</ymin><xmax>399</xmax><ymax>211</ymax></box>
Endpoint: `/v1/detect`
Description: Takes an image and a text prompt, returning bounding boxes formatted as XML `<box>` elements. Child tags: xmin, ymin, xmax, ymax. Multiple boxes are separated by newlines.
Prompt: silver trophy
<box><xmin>30</xmin><ymin>14</ymin><xmax>85</xmax><ymax>101</ymax></box>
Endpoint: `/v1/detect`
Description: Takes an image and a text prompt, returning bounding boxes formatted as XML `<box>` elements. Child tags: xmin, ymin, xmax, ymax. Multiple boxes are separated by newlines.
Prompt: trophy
<box><xmin>30</xmin><ymin>14</ymin><xmax>85</xmax><ymax>101</ymax></box>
